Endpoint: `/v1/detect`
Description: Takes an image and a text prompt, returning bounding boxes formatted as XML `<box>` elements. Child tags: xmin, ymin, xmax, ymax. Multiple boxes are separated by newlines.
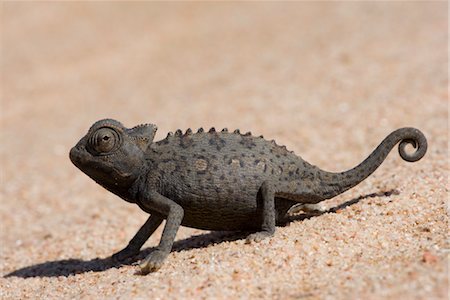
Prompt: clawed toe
<box><xmin>245</xmin><ymin>231</ymin><xmax>273</xmax><ymax>244</ymax></box>
<box><xmin>287</xmin><ymin>203</ymin><xmax>326</xmax><ymax>215</ymax></box>
<box><xmin>139</xmin><ymin>250</ymin><xmax>168</xmax><ymax>275</ymax></box>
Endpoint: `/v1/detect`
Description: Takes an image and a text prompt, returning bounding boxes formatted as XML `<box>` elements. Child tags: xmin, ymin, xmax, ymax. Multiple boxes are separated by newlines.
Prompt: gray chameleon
<box><xmin>69</xmin><ymin>119</ymin><xmax>427</xmax><ymax>274</ymax></box>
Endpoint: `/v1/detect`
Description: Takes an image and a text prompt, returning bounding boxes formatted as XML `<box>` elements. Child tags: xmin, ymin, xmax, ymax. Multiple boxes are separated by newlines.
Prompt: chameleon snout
<box><xmin>69</xmin><ymin>145</ymin><xmax>89</xmax><ymax>167</ymax></box>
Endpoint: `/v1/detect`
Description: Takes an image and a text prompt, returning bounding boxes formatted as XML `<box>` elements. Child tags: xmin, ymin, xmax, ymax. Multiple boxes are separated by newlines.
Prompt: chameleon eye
<box><xmin>89</xmin><ymin>127</ymin><xmax>121</xmax><ymax>155</ymax></box>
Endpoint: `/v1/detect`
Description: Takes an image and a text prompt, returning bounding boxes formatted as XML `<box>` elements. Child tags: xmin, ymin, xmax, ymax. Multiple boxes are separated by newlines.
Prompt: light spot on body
<box><xmin>256</xmin><ymin>160</ymin><xmax>266</xmax><ymax>171</ymax></box>
<box><xmin>195</xmin><ymin>159</ymin><xmax>208</xmax><ymax>171</ymax></box>
<box><xmin>288</xmin><ymin>164</ymin><xmax>297</xmax><ymax>172</ymax></box>
<box><xmin>289</xmin><ymin>181</ymin><xmax>297</xmax><ymax>190</ymax></box>
<box><xmin>230</xmin><ymin>159</ymin><xmax>241</xmax><ymax>168</ymax></box>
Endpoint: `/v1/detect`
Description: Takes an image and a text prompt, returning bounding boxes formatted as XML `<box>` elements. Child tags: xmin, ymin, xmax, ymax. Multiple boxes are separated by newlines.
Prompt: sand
<box><xmin>1</xmin><ymin>2</ymin><xmax>448</xmax><ymax>299</ymax></box>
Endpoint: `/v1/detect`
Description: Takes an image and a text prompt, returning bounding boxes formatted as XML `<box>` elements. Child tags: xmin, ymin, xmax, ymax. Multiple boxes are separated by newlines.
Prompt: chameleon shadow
<box><xmin>3</xmin><ymin>231</ymin><xmax>246</xmax><ymax>278</ymax></box>
<box><xmin>4</xmin><ymin>190</ymin><xmax>398</xmax><ymax>278</ymax></box>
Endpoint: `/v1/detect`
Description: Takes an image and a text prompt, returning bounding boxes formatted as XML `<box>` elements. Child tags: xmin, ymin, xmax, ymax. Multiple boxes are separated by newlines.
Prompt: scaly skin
<box><xmin>70</xmin><ymin>119</ymin><xmax>427</xmax><ymax>274</ymax></box>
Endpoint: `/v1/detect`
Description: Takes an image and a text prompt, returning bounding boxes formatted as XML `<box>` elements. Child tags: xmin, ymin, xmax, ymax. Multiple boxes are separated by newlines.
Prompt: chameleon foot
<box><xmin>245</xmin><ymin>231</ymin><xmax>273</xmax><ymax>244</ymax></box>
<box><xmin>287</xmin><ymin>203</ymin><xmax>326</xmax><ymax>215</ymax></box>
<box><xmin>139</xmin><ymin>250</ymin><xmax>168</xmax><ymax>274</ymax></box>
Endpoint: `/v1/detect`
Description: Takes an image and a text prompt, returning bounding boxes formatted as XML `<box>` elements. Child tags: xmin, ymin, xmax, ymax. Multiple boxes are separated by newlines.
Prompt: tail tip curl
<box><xmin>398</xmin><ymin>128</ymin><xmax>427</xmax><ymax>162</ymax></box>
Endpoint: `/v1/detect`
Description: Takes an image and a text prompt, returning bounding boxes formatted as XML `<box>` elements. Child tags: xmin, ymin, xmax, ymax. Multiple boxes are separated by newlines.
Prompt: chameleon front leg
<box><xmin>137</xmin><ymin>191</ymin><xmax>184</xmax><ymax>274</ymax></box>
<box><xmin>246</xmin><ymin>181</ymin><xmax>276</xmax><ymax>243</ymax></box>
<box><xmin>112</xmin><ymin>213</ymin><xmax>164</xmax><ymax>262</ymax></box>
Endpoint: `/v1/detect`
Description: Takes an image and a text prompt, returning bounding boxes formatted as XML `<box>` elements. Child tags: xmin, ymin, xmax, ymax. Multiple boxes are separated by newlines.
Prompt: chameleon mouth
<box><xmin>69</xmin><ymin>145</ymin><xmax>87</xmax><ymax>167</ymax></box>
<box><xmin>69</xmin><ymin>145</ymin><xmax>98</xmax><ymax>172</ymax></box>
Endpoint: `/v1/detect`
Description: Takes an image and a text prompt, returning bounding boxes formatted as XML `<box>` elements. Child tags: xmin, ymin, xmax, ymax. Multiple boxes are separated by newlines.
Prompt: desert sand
<box><xmin>1</xmin><ymin>2</ymin><xmax>448</xmax><ymax>299</ymax></box>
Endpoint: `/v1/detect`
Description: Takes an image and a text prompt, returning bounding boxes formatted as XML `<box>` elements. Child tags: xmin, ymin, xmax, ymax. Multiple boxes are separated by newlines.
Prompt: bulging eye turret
<box><xmin>88</xmin><ymin>127</ymin><xmax>121</xmax><ymax>155</ymax></box>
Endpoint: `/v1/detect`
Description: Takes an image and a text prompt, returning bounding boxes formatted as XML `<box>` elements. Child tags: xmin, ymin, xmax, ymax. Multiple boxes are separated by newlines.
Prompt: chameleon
<box><xmin>69</xmin><ymin>119</ymin><xmax>427</xmax><ymax>274</ymax></box>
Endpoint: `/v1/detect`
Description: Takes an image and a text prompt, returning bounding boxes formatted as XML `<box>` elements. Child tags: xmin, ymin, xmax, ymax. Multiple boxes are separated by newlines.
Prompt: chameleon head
<box><xmin>69</xmin><ymin>119</ymin><xmax>157</xmax><ymax>192</ymax></box>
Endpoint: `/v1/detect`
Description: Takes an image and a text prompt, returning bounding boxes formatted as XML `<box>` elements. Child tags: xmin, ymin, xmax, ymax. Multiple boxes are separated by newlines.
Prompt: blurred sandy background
<box><xmin>1</xmin><ymin>2</ymin><xmax>448</xmax><ymax>299</ymax></box>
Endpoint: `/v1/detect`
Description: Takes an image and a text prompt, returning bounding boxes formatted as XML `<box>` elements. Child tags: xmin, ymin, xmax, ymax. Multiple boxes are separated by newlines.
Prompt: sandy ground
<box><xmin>0</xmin><ymin>2</ymin><xmax>448</xmax><ymax>299</ymax></box>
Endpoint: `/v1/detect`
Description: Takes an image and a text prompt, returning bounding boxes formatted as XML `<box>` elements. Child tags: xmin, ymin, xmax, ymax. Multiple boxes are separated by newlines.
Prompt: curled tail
<box><xmin>318</xmin><ymin>128</ymin><xmax>427</xmax><ymax>199</ymax></box>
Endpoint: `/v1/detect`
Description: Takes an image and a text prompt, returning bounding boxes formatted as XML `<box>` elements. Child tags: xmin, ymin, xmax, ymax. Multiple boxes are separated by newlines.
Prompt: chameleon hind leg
<box><xmin>246</xmin><ymin>181</ymin><xmax>276</xmax><ymax>243</ymax></box>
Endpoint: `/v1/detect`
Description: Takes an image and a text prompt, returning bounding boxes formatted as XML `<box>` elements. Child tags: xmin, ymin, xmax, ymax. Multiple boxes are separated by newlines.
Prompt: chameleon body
<box><xmin>70</xmin><ymin>119</ymin><xmax>427</xmax><ymax>274</ymax></box>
